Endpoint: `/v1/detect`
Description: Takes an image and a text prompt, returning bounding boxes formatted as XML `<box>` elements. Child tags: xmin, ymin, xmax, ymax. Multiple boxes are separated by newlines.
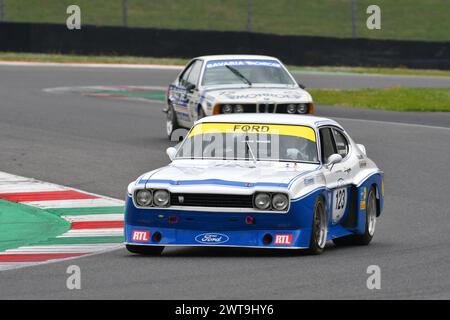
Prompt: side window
<box><xmin>332</xmin><ymin>129</ymin><xmax>349</xmax><ymax>158</ymax></box>
<box><xmin>186</xmin><ymin>60</ymin><xmax>203</xmax><ymax>86</ymax></box>
<box><xmin>319</xmin><ymin>128</ymin><xmax>337</xmax><ymax>163</ymax></box>
<box><xmin>179</xmin><ymin>62</ymin><xmax>195</xmax><ymax>87</ymax></box>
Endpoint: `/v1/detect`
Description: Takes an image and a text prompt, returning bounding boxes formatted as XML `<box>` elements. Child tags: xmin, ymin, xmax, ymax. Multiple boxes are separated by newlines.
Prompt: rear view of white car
<box><xmin>165</xmin><ymin>55</ymin><xmax>314</xmax><ymax>138</ymax></box>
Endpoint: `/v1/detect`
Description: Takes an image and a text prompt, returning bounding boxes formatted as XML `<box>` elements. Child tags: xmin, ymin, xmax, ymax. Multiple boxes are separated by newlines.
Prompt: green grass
<box><xmin>4</xmin><ymin>0</ymin><xmax>450</xmax><ymax>41</ymax></box>
<box><xmin>309</xmin><ymin>87</ymin><xmax>450</xmax><ymax>112</ymax></box>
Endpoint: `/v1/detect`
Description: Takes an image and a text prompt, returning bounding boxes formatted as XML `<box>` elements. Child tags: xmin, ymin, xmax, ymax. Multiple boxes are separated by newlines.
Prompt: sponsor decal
<box><xmin>189</xmin><ymin>123</ymin><xmax>316</xmax><ymax>142</ymax></box>
<box><xmin>304</xmin><ymin>177</ymin><xmax>315</xmax><ymax>186</ymax></box>
<box><xmin>359</xmin><ymin>160</ymin><xmax>368</xmax><ymax>168</ymax></box>
<box><xmin>195</xmin><ymin>233</ymin><xmax>230</xmax><ymax>245</ymax></box>
<box><xmin>206</xmin><ymin>59</ymin><xmax>282</xmax><ymax>69</ymax></box>
<box><xmin>218</xmin><ymin>91</ymin><xmax>303</xmax><ymax>100</ymax></box>
<box><xmin>132</xmin><ymin>230</ymin><xmax>150</xmax><ymax>242</ymax></box>
<box><xmin>360</xmin><ymin>187</ymin><xmax>367</xmax><ymax>210</ymax></box>
<box><xmin>274</xmin><ymin>234</ymin><xmax>293</xmax><ymax>245</ymax></box>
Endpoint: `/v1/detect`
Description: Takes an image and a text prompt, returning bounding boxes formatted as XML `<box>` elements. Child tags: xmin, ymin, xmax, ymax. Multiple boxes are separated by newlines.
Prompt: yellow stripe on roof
<box><xmin>189</xmin><ymin>123</ymin><xmax>316</xmax><ymax>142</ymax></box>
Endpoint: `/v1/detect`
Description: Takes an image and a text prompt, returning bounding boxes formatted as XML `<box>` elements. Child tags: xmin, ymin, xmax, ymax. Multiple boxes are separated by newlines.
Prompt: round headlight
<box><xmin>136</xmin><ymin>190</ymin><xmax>152</xmax><ymax>206</ymax></box>
<box><xmin>254</xmin><ymin>193</ymin><xmax>271</xmax><ymax>210</ymax></box>
<box><xmin>297</xmin><ymin>104</ymin><xmax>308</xmax><ymax>114</ymax></box>
<box><xmin>222</xmin><ymin>105</ymin><xmax>233</xmax><ymax>114</ymax></box>
<box><xmin>287</xmin><ymin>104</ymin><xmax>297</xmax><ymax>114</ymax></box>
<box><xmin>234</xmin><ymin>105</ymin><xmax>245</xmax><ymax>113</ymax></box>
<box><xmin>153</xmin><ymin>190</ymin><xmax>170</xmax><ymax>207</ymax></box>
<box><xmin>272</xmin><ymin>193</ymin><xmax>289</xmax><ymax>211</ymax></box>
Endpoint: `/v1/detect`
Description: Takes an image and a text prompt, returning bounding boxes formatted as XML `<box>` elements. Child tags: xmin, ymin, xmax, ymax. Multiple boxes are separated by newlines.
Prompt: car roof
<box><xmin>196</xmin><ymin>114</ymin><xmax>343</xmax><ymax>129</ymax></box>
<box><xmin>195</xmin><ymin>55</ymin><xmax>281</xmax><ymax>62</ymax></box>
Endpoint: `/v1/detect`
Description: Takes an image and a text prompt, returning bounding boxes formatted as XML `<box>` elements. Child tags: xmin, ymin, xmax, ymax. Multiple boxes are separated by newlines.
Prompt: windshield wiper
<box><xmin>225</xmin><ymin>65</ymin><xmax>252</xmax><ymax>86</ymax></box>
<box><xmin>245</xmin><ymin>140</ymin><xmax>257</xmax><ymax>167</ymax></box>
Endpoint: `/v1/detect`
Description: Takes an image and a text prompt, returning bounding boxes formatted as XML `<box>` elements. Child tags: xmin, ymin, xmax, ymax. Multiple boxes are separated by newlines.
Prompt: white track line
<box><xmin>0</xmin><ymin>181</ymin><xmax>65</xmax><ymax>193</ymax></box>
<box><xmin>0</xmin><ymin>61</ymin><xmax>184</xmax><ymax>70</ymax></box>
<box><xmin>57</xmin><ymin>229</ymin><xmax>124</xmax><ymax>238</ymax></box>
<box><xmin>24</xmin><ymin>198</ymin><xmax>123</xmax><ymax>209</ymax></box>
<box><xmin>4</xmin><ymin>244</ymin><xmax>122</xmax><ymax>254</ymax></box>
<box><xmin>334</xmin><ymin>117</ymin><xmax>450</xmax><ymax>131</ymax></box>
<box><xmin>63</xmin><ymin>214</ymin><xmax>124</xmax><ymax>223</ymax></box>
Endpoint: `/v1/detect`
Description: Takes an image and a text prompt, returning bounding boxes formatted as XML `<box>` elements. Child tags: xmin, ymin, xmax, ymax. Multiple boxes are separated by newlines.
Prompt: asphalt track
<box><xmin>0</xmin><ymin>64</ymin><xmax>449</xmax><ymax>299</ymax></box>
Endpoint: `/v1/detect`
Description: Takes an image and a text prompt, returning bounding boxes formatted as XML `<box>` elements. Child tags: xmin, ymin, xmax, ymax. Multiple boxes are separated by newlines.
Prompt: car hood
<box><xmin>204</xmin><ymin>87</ymin><xmax>312</xmax><ymax>104</ymax></box>
<box><xmin>139</xmin><ymin>161</ymin><xmax>320</xmax><ymax>193</ymax></box>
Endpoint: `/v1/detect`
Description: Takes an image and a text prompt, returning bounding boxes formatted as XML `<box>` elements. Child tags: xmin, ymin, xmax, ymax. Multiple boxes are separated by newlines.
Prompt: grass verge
<box><xmin>0</xmin><ymin>52</ymin><xmax>188</xmax><ymax>66</ymax></box>
<box><xmin>309</xmin><ymin>87</ymin><xmax>450</xmax><ymax>112</ymax></box>
<box><xmin>2</xmin><ymin>52</ymin><xmax>450</xmax><ymax>78</ymax></box>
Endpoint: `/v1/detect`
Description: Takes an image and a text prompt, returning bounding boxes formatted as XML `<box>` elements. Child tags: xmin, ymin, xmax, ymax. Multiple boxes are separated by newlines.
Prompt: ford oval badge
<box><xmin>195</xmin><ymin>233</ymin><xmax>230</xmax><ymax>245</ymax></box>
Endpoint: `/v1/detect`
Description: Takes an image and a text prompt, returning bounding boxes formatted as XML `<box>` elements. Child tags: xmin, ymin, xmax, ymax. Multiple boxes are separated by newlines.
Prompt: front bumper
<box><xmin>125</xmin><ymin>224</ymin><xmax>312</xmax><ymax>249</ymax></box>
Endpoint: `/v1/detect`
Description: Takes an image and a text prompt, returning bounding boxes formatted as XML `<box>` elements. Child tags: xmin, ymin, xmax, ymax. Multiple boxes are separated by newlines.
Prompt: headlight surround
<box><xmin>287</xmin><ymin>104</ymin><xmax>297</xmax><ymax>114</ymax></box>
<box><xmin>135</xmin><ymin>189</ymin><xmax>153</xmax><ymax>207</ymax></box>
<box><xmin>297</xmin><ymin>103</ymin><xmax>309</xmax><ymax>114</ymax></box>
<box><xmin>153</xmin><ymin>190</ymin><xmax>170</xmax><ymax>207</ymax></box>
<box><xmin>234</xmin><ymin>104</ymin><xmax>245</xmax><ymax>113</ymax></box>
<box><xmin>222</xmin><ymin>104</ymin><xmax>233</xmax><ymax>114</ymax></box>
<box><xmin>254</xmin><ymin>193</ymin><xmax>271</xmax><ymax>210</ymax></box>
<box><xmin>272</xmin><ymin>193</ymin><xmax>289</xmax><ymax>211</ymax></box>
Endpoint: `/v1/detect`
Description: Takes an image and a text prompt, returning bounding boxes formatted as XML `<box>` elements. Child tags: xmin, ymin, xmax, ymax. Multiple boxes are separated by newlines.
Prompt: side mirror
<box><xmin>357</xmin><ymin>144</ymin><xmax>367</xmax><ymax>156</ymax></box>
<box><xmin>166</xmin><ymin>147</ymin><xmax>177</xmax><ymax>161</ymax></box>
<box><xmin>326</xmin><ymin>154</ymin><xmax>343</xmax><ymax>170</ymax></box>
<box><xmin>186</xmin><ymin>83</ymin><xmax>196</xmax><ymax>93</ymax></box>
<box><xmin>297</xmin><ymin>82</ymin><xmax>306</xmax><ymax>89</ymax></box>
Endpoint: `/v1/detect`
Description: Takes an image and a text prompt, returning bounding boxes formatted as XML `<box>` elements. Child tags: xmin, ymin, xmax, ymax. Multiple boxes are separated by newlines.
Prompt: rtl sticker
<box><xmin>132</xmin><ymin>230</ymin><xmax>150</xmax><ymax>242</ymax></box>
<box><xmin>274</xmin><ymin>234</ymin><xmax>293</xmax><ymax>245</ymax></box>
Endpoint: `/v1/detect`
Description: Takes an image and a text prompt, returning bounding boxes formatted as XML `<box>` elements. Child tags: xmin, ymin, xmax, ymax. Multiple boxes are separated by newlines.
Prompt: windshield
<box><xmin>202</xmin><ymin>59</ymin><xmax>296</xmax><ymax>86</ymax></box>
<box><xmin>177</xmin><ymin>123</ymin><xmax>319</xmax><ymax>163</ymax></box>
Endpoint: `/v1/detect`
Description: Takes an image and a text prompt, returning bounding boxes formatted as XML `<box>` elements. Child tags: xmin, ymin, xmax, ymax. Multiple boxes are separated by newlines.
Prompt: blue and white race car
<box><xmin>165</xmin><ymin>55</ymin><xmax>314</xmax><ymax>139</ymax></box>
<box><xmin>125</xmin><ymin>114</ymin><xmax>384</xmax><ymax>255</ymax></box>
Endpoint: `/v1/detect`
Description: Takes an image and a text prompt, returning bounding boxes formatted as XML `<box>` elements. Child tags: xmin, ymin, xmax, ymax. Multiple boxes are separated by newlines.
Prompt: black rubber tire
<box><xmin>333</xmin><ymin>186</ymin><xmax>377</xmax><ymax>247</ymax></box>
<box><xmin>126</xmin><ymin>245</ymin><xmax>164</xmax><ymax>256</ymax></box>
<box><xmin>304</xmin><ymin>196</ymin><xmax>327</xmax><ymax>255</ymax></box>
<box><xmin>166</xmin><ymin>104</ymin><xmax>179</xmax><ymax>140</ymax></box>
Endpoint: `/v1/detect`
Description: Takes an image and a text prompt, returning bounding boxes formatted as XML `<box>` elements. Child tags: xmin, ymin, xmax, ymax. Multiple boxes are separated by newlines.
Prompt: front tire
<box><xmin>166</xmin><ymin>104</ymin><xmax>179</xmax><ymax>139</ymax></box>
<box><xmin>333</xmin><ymin>186</ymin><xmax>377</xmax><ymax>246</ymax></box>
<box><xmin>305</xmin><ymin>196</ymin><xmax>327</xmax><ymax>255</ymax></box>
<box><xmin>126</xmin><ymin>245</ymin><xmax>164</xmax><ymax>256</ymax></box>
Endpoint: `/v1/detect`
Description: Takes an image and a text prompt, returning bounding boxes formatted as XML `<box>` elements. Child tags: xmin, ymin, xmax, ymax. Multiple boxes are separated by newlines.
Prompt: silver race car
<box><xmin>165</xmin><ymin>55</ymin><xmax>314</xmax><ymax>138</ymax></box>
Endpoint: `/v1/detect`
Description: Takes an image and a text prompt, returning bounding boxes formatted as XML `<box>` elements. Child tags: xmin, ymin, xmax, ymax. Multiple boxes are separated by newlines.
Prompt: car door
<box><xmin>184</xmin><ymin>60</ymin><xmax>204</xmax><ymax>125</ymax></box>
<box><xmin>319</xmin><ymin>127</ymin><xmax>349</xmax><ymax>224</ymax></box>
<box><xmin>172</xmin><ymin>61</ymin><xmax>196</xmax><ymax>127</ymax></box>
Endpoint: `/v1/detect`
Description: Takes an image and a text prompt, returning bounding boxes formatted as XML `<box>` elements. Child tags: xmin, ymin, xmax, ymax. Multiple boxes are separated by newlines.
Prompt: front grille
<box><xmin>257</xmin><ymin>103</ymin><xmax>276</xmax><ymax>113</ymax></box>
<box><xmin>170</xmin><ymin>193</ymin><xmax>254</xmax><ymax>208</ymax></box>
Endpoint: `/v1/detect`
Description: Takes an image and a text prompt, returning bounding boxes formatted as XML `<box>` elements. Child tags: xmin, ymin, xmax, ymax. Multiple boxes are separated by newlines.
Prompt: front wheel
<box><xmin>126</xmin><ymin>245</ymin><xmax>164</xmax><ymax>256</ymax></box>
<box><xmin>166</xmin><ymin>104</ymin><xmax>179</xmax><ymax>139</ymax></box>
<box><xmin>333</xmin><ymin>186</ymin><xmax>377</xmax><ymax>246</ymax></box>
<box><xmin>305</xmin><ymin>196</ymin><xmax>327</xmax><ymax>255</ymax></box>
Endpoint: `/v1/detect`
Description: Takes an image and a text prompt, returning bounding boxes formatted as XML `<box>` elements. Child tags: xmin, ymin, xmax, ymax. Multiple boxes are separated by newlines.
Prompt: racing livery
<box><xmin>165</xmin><ymin>55</ymin><xmax>314</xmax><ymax>139</ymax></box>
<box><xmin>125</xmin><ymin>114</ymin><xmax>384</xmax><ymax>255</ymax></box>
